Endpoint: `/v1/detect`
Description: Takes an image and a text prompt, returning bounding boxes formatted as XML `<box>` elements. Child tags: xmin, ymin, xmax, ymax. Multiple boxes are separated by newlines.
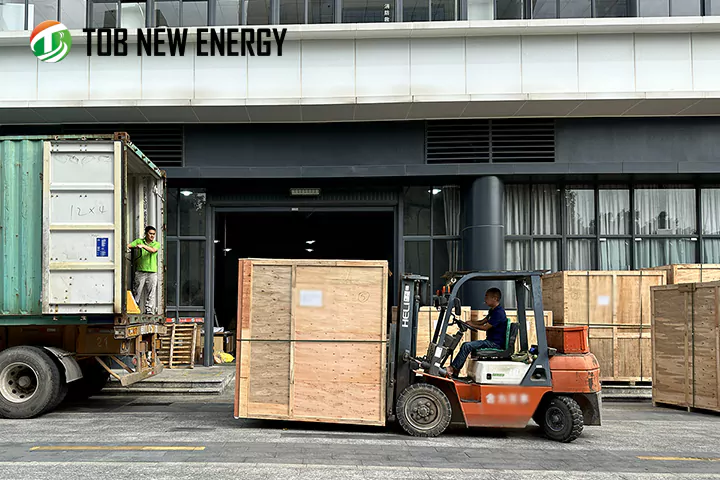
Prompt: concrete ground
<box><xmin>1</xmin><ymin>379</ymin><xmax>719</xmax><ymax>480</ymax></box>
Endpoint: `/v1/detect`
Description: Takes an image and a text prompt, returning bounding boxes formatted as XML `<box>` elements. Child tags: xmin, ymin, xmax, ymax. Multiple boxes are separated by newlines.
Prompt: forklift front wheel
<box><xmin>396</xmin><ymin>383</ymin><xmax>452</xmax><ymax>438</ymax></box>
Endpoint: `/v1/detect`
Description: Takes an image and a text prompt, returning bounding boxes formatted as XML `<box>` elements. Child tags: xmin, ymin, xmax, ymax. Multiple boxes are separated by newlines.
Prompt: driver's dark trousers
<box><xmin>450</xmin><ymin>340</ymin><xmax>500</xmax><ymax>372</ymax></box>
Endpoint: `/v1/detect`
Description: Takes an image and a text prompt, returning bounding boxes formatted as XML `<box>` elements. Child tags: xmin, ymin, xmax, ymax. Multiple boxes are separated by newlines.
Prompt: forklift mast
<box><xmin>386</xmin><ymin>274</ymin><xmax>429</xmax><ymax>421</ymax></box>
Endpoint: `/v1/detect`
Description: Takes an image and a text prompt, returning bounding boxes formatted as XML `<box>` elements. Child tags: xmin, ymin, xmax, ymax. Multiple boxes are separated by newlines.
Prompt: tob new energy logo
<box><xmin>30</xmin><ymin>21</ymin><xmax>72</xmax><ymax>63</ymax></box>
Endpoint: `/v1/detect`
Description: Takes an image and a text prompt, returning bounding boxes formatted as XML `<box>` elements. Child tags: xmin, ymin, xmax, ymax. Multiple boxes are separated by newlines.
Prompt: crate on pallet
<box><xmin>651</xmin><ymin>281</ymin><xmax>720</xmax><ymax>414</ymax></box>
<box><xmin>158</xmin><ymin>324</ymin><xmax>199</xmax><ymax>369</ymax></box>
<box><xmin>235</xmin><ymin>258</ymin><xmax>389</xmax><ymax>427</ymax></box>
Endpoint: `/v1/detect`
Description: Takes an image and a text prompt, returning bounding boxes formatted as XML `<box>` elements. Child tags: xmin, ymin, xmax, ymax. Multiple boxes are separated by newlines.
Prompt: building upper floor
<box><xmin>1</xmin><ymin>0</ymin><xmax>720</xmax><ymax>30</ymax></box>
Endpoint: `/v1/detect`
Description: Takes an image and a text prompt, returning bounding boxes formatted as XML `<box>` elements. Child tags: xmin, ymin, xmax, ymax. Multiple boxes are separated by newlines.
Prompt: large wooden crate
<box><xmin>542</xmin><ymin>271</ymin><xmax>667</xmax><ymax>327</ymax></box>
<box><xmin>651</xmin><ymin>281</ymin><xmax>720</xmax><ymax>413</ymax></box>
<box><xmin>588</xmin><ymin>326</ymin><xmax>652</xmax><ymax>382</ymax></box>
<box><xmin>643</xmin><ymin>264</ymin><xmax>720</xmax><ymax>285</ymax></box>
<box><xmin>234</xmin><ymin>259</ymin><xmax>389</xmax><ymax>426</ymax></box>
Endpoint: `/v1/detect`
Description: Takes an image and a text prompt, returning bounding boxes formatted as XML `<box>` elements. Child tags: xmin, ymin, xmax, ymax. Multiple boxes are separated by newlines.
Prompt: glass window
<box><xmin>167</xmin><ymin>188</ymin><xmax>178</xmax><ymax>236</ymax></box>
<box><xmin>599</xmin><ymin>189</ymin><xmax>630</xmax><ymax>235</ymax></box>
<box><xmin>637</xmin><ymin>0</ymin><xmax>669</xmax><ymax>16</ymax></box>
<box><xmin>505</xmin><ymin>185</ymin><xmax>530</xmax><ymax>235</ymax></box>
<box><xmin>634</xmin><ymin>187</ymin><xmax>696</xmax><ymax>235</ymax></box>
<box><xmin>29</xmin><ymin>0</ymin><xmax>58</xmax><ymax>25</ymax></box>
<box><xmin>182</xmin><ymin>0</ymin><xmax>207</xmax><ymax>25</ymax></box>
<box><xmin>405</xmin><ymin>241</ymin><xmax>430</xmax><ymax>279</ymax></box>
<box><xmin>245</xmin><ymin>0</ymin><xmax>269</xmax><ymax>24</ymax></box>
<box><xmin>505</xmin><ymin>240</ymin><xmax>530</xmax><ymax>270</ymax></box>
<box><xmin>567</xmin><ymin>239</ymin><xmax>595</xmax><ymax>270</ymax></box>
<box><xmin>634</xmin><ymin>238</ymin><xmax>696</xmax><ymax>269</ymax></box>
<box><xmin>670</xmin><ymin>0</ymin><xmax>700</xmax><ymax>15</ymax></box>
<box><xmin>155</xmin><ymin>0</ymin><xmax>180</xmax><ymax>25</ymax></box>
<box><xmin>279</xmin><ymin>0</ymin><xmax>304</xmax><ymax>23</ymax></box>
<box><xmin>308</xmin><ymin>0</ymin><xmax>333</xmax><ymax>21</ymax></box>
<box><xmin>703</xmin><ymin>239</ymin><xmax>720</xmax><ymax>263</ymax></box>
<box><xmin>89</xmin><ymin>0</ymin><xmax>118</xmax><ymax>27</ymax></box>
<box><xmin>565</xmin><ymin>188</ymin><xmax>595</xmax><ymax>236</ymax></box>
<box><xmin>433</xmin><ymin>186</ymin><xmax>461</xmax><ymax>236</ymax></box>
<box><xmin>600</xmin><ymin>239</ymin><xmax>631</xmax><ymax>270</ymax></box>
<box><xmin>558</xmin><ymin>0</ymin><xmax>591</xmax><ymax>17</ymax></box>
<box><xmin>433</xmin><ymin>239</ymin><xmax>460</xmax><ymax>292</ymax></box>
<box><xmin>701</xmin><ymin>189</ymin><xmax>720</xmax><ymax>235</ymax></box>
<box><xmin>530</xmin><ymin>0</ymin><xmax>556</xmax><ymax>18</ymax></box>
<box><xmin>0</xmin><ymin>0</ymin><xmax>29</xmax><ymax>30</ymax></box>
<box><xmin>179</xmin><ymin>189</ymin><xmax>206</xmax><ymax>236</ymax></box>
<box><xmin>596</xmin><ymin>0</ymin><xmax>627</xmax><ymax>16</ymax></box>
<box><xmin>342</xmin><ymin>0</ymin><xmax>393</xmax><ymax>22</ymax></box>
<box><xmin>431</xmin><ymin>0</ymin><xmax>455</xmax><ymax>20</ymax></box>
<box><xmin>216</xmin><ymin>0</ymin><xmax>239</xmax><ymax>24</ymax></box>
<box><xmin>534</xmin><ymin>239</ymin><xmax>559</xmax><ymax>272</ymax></box>
<box><xmin>167</xmin><ymin>240</ymin><xmax>178</xmax><ymax>306</ymax></box>
<box><xmin>706</xmin><ymin>0</ymin><xmax>720</xmax><ymax>15</ymax></box>
<box><xmin>120</xmin><ymin>1</ymin><xmax>147</xmax><ymax>28</ymax></box>
<box><xmin>60</xmin><ymin>0</ymin><xmax>87</xmax><ymax>27</ymax></box>
<box><xmin>180</xmin><ymin>241</ymin><xmax>205</xmax><ymax>306</ymax></box>
<box><xmin>532</xmin><ymin>185</ymin><xmax>560</xmax><ymax>235</ymax></box>
<box><xmin>404</xmin><ymin>187</ymin><xmax>432</xmax><ymax>236</ymax></box>
<box><xmin>404</xmin><ymin>0</ymin><xmax>429</xmax><ymax>21</ymax></box>
<box><xmin>494</xmin><ymin>0</ymin><xmax>521</xmax><ymax>17</ymax></box>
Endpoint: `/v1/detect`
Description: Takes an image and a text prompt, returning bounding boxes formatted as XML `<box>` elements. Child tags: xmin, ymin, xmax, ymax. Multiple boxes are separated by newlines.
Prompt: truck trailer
<box><xmin>0</xmin><ymin>133</ymin><xmax>167</xmax><ymax>419</ymax></box>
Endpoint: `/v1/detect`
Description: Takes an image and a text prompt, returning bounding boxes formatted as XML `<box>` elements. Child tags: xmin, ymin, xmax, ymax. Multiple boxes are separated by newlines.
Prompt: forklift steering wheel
<box><xmin>455</xmin><ymin>319</ymin><xmax>480</xmax><ymax>332</ymax></box>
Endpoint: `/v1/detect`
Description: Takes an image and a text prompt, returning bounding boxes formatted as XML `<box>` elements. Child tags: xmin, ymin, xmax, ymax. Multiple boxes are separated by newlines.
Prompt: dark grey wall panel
<box><xmin>556</xmin><ymin>118</ymin><xmax>720</xmax><ymax>165</ymax></box>
<box><xmin>184</xmin><ymin>122</ymin><xmax>425</xmax><ymax>168</ymax></box>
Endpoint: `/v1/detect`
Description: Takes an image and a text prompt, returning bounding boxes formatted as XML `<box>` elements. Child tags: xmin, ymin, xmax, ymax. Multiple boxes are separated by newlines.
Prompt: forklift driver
<box><xmin>446</xmin><ymin>287</ymin><xmax>507</xmax><ymax>378</ymax></box>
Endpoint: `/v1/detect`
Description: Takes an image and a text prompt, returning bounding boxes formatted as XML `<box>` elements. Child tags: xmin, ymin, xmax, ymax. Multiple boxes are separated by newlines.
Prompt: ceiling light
<box><xmin>306</xmin><ymin>240</ymin><xmax>315</xmax><ymax>244</ymax></box>
<box><xmin>290</xmin><ymin>188</ymin><xmax>321</xmax><ymax>196</ymax></box>
<box><xmin>181</xmin><ymin>190</ymin><xmax>193</xmax><ymax>197</ymax></box>
<box><xmin>223</xmin><ymin>248</ymin><xmax>232</xmax><ymax>252</ymax></box>
<box><xmin>306</xmin><ymin>248</ymin><xmax>314</xmax><ymax>252</ymax></box>
<box><xmin>429</xmin><ymin>188</ymin><xmax>441</xmax><ymax>195</ymax></box>
<box><xmin>214</xmin><ymin>240</ymin><xmax>219</xmax><ymax>244</ymax></box>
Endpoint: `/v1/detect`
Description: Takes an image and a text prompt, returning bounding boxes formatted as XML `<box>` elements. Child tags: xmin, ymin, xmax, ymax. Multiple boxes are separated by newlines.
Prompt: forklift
<box><xmin>386</xmin><ymin>270</ymin><xmax>602</xmax><ymax>443</ymax></box>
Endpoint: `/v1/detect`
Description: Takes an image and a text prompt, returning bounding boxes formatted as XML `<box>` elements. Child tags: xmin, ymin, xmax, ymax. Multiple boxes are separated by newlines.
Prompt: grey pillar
<box><xmin>461</xmin><ymin>176</ymin><xmax>505</xmax><ymax>309</ymax></box>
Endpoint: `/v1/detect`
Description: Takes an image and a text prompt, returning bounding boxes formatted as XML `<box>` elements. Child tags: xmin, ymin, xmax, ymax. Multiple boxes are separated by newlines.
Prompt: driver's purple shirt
<box><xmin>484</xmin><ymin>305</ymin><xmax>508</xmax><ymax>347</ymax></box>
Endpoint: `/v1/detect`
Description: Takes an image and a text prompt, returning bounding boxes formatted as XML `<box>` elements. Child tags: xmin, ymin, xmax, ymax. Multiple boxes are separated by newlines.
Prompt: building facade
<box><xmin>2</xmin><ymin>3</ymin><xmax>720</xmax><ymax>363</ymax></box>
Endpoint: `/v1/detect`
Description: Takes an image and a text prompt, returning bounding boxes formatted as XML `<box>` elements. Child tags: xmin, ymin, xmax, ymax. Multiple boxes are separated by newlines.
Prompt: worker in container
<box><xmin>446</xmin><ymin>288</ymin><xmax>508</xmax><ymax>378</ymax></box>
<box><xmin>127</xmin><ymin>226</ymin><xmax>161</xmax><ymax>315</ymax></box>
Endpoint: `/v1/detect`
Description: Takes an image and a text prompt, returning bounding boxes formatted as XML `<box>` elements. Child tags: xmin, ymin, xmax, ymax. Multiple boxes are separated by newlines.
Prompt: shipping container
<box><xmin>0</xmin><ymin>134</ymin><xmax>167</xmax><ymax>419</ymax></box>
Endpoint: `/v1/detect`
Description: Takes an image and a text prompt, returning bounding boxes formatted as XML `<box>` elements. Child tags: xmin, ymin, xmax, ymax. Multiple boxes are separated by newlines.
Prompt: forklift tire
<box><xmin>539</xmin><ymin>396</ymin><xmax>583</xmax><ymax>443</ymax></box>
<box><xmin>396</xmin><ymin>383</ymin><xmax>452</xmax><ymax>438</ymax></box>
<box><xmin>0</xmin><ymin>346</ymin><xmax>63</xmax><ymax>419</ymax></box>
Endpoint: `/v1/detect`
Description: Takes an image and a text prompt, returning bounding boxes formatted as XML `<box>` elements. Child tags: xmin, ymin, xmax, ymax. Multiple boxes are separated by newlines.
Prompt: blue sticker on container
<box><xmin>96</xmin><ymin>238</ymin><xmax>109</xmax><ymax>257</ymax></box>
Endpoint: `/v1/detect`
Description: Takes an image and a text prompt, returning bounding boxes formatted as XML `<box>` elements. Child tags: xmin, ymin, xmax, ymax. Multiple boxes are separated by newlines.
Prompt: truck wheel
<box><xmin>396</xmin><ymin>383</ymin><xmax>452</xmax><ymax>438</ymax></box>
<box><xmin>0</xmin><ymin>346</ymin><xmax>62</xmax><ymax>419</ymax></box>
<box><xmin>540</xmin><ymin>396</ymin><xmax>583</xmax><ymax>443</ymax></box>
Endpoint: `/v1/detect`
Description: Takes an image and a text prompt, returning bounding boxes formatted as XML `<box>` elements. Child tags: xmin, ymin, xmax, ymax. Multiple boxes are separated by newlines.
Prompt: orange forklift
<box><xmin>387</xmin><ymin>270</ymin><xmax>601</xmax><ymax>443</ymax></box>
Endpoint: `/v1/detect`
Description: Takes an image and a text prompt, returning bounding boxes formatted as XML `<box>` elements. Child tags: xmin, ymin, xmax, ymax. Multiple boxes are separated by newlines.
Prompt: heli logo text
<box><xmin>30</xmin><ymin>21</ymin><xmax>72</xmax><ymax>63</ymax></box>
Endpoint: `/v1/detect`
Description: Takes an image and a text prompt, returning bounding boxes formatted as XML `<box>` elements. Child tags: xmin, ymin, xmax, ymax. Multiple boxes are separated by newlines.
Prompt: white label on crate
<box><xmin>299</xmin><ymin>290</ymin><xmax>323</xmax><ymax>307</ymax></box>
<box><xmin>597</xmin><ymin>295</ymin><xmax>610</xmax><ymax>306</ymax></box>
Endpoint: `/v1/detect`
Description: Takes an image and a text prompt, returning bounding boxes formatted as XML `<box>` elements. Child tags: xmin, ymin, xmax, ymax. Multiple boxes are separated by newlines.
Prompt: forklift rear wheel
<box><xmin>539</xmin><ymin>396</ymin><xmax>583</xmax><ymax>443</ymax></box>
<box><xmin>396</xmin><ymin>383</ymin><xmax>452</xmax><ymax>437</ymax></box>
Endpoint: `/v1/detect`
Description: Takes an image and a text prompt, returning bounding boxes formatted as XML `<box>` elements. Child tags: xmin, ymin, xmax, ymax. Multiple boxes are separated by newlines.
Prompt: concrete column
<box><xmin>461</xmin><ymin>176</ymin><xmax>505</xmax><ymax>309</ymax></box>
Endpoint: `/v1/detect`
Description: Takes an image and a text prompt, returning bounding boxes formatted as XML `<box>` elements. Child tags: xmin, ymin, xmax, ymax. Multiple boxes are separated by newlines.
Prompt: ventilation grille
<box><xmin>0</xmin><ymin>124</ymin><xmax>184</xmax><ymax>168</ymax></box>
<box><xmin>425</xmin><ymin>119</ymin><xmax>555</xmax><ymax>164</ymax></box>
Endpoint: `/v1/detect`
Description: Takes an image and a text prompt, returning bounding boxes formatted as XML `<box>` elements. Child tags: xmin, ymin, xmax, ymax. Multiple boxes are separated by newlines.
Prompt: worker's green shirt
<box><xmin>130</xmin><ymin>238</ymin><xmax>161</xmax><ymax>272</ymax></box>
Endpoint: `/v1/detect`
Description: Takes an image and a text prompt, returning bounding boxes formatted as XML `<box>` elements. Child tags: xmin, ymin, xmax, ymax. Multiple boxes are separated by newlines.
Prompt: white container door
<box><xmin>42</xmin><ymin>140</ymin><xmax>122</xmax><ymax>315</ymax></box>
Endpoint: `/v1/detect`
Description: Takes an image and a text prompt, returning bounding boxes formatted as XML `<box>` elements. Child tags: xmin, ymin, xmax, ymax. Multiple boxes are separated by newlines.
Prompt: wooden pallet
<box><xmin>158</xmin><ymin>324</ymin><xmax>199</xmax><ymax>369</ymax></box>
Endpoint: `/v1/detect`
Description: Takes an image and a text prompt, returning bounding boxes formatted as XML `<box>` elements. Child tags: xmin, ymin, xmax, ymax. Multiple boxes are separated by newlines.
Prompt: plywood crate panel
<box><xmin>235</xmin><ymin>259</ymin><xmax>389</xmax><ymax>426</ymax></box>
<box><xmin>542</xmin><ymin>271</ymin><xmax>666</xmax><ymax>326</ymax></box>
<box><xmin>643</xmin><ymin>264</ymin><xmax>720</xmax><ymax>285</ymax></box>
<box><xmin>651</xmin><ymin>282</ymin><xmax>720</xmax><ymax>413</ymax></box>
<box><xmin>587</xmin><ymin>326</ymin><xmax>652</xmax><ymax>382</ymax></box>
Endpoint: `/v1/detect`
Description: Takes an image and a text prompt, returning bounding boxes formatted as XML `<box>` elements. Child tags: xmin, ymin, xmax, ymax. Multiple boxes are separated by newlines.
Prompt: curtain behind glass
<box><xmin>532</xmin><ymin>185</ymin><xmax>560</xmax><ymax>235</ymax></box>
<box><xmin>505</xmin><ymin>185</ymin><xmax>530</xmax><ymax>235</ymax></box>
<box><xmin>702</xmin><ymin>189</ymin><xmax>720</xmax><ymax>235</ymax></box>
<box><xmin>634</xmin><ymin>188</ymin><xmax>696</xmax><ymax>235</ymax></box>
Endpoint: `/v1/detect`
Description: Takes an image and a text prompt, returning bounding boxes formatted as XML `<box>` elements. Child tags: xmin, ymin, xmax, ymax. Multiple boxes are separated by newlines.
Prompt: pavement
<box><xmin>1</xmin><ymin>377</ymin><xmax>719</xmax><ymax>480</ymax></box>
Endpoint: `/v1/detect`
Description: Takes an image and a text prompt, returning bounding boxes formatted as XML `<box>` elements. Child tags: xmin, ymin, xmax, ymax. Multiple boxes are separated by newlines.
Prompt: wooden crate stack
<box><xmin>234</xmin><ymin>259</ymin><xmax>389</xmax><ymax>427</ymax></box>
<box><xmin>542</xmin><ymin>270</ymin><xmax>666</xmax><ymax>383</ymax></box>
<box><xmin>643</xmin><ymin>264</ymin><xmax>720</xmax><ymax>284</ymax></box>
<box><xmin>158</xmin><ymin>324</ymin><xmax>199</xmax><ymax>369</ymax></box>
<box><xmin>651</xmin><ymin>281</ymin><xmax>720</xmax><ymax>414</ymax></box>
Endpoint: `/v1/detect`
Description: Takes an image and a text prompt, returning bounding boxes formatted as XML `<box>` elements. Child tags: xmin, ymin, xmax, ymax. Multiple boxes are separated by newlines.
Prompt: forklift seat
<box><xmin>471</xmin><ymin>321</ymin><xmax>519</xmax><ymax>361</ymax></box>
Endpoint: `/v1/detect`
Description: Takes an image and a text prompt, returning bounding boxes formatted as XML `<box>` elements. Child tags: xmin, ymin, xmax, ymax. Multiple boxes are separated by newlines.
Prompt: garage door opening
<box><xmin>213</xmin><ymin>210</ymin><xmax>395</xmax><ymax>333</ymax></box>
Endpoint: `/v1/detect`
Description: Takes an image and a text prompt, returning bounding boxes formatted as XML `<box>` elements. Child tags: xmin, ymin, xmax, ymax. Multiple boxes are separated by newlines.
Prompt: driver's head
<box><xmin>485</xmin><ymin>288</ymin><xmax>502</xmax><ymax>308</ymax></box>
